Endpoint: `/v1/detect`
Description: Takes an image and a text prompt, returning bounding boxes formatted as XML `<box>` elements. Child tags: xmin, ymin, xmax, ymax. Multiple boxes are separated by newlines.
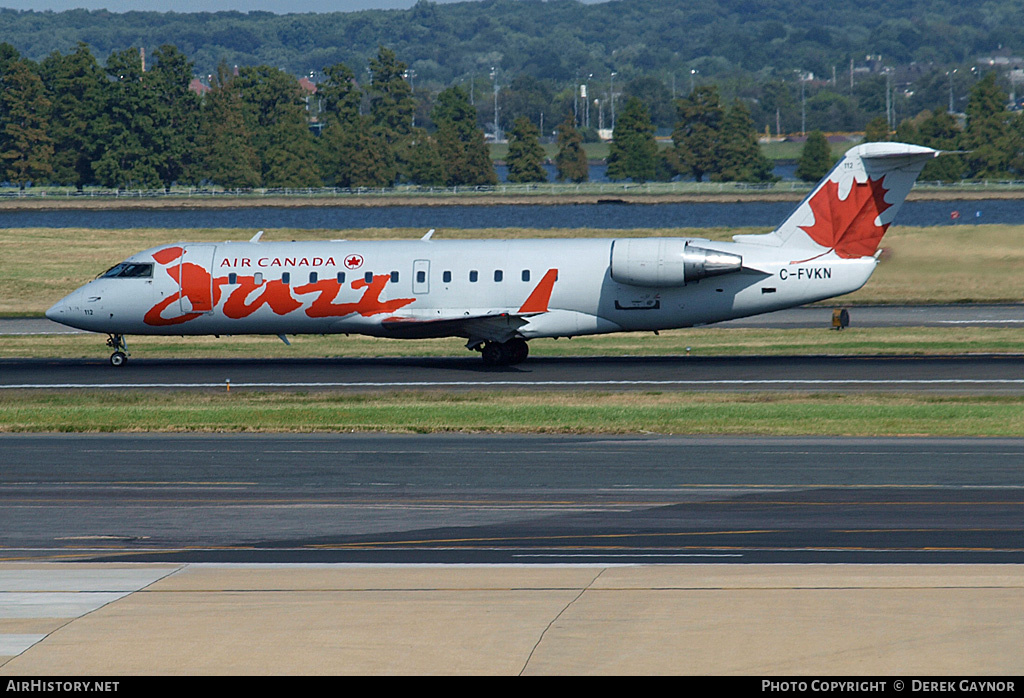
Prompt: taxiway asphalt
<box><xmin>4</xmin><ymin>353</ymin><xmax>1024</xmax><ymax>393</ymax></box>
<box><xmin>3</xmin><ymin>433</ymin><xmax>1022</xmax><ymax>565</ymax></box>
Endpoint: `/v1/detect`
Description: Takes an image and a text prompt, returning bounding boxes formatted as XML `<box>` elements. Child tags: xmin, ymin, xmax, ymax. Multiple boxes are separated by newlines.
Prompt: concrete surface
<box><xmin>0</xmin><ymin>563</ymin><xmax>1022</xmax><ymax>675</ymax></box>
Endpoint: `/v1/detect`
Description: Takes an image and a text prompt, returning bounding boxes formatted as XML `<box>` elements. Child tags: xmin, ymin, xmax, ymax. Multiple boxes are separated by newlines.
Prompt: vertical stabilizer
<box><xmin>733</xmin><ymin>142</ymin><xmax>938</xmax><ymax>259</ymax></box>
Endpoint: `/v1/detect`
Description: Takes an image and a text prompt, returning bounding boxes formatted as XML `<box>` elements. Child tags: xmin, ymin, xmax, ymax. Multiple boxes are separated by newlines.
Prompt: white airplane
<box><xmin>47</xmin><ymin>142</ymin><xmax>938</xmax><ymax>366</ymax></box>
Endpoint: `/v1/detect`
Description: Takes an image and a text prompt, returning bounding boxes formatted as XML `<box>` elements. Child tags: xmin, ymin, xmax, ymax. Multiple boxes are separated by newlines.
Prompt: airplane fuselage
<box><xmin>48</xmin><ymin>237</ymin><xmax>876</xmax><ymax>340</ymax></box>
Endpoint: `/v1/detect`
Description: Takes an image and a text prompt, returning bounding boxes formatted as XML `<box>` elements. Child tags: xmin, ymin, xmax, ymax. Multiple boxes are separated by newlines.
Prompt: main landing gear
<box><xmin>106</xmin><ymin>334</ymin><xmax>129</xmax><ymax>367</ymax></box>
<box><xmin>479</xmin><ymin>338</ymin><xmax>529</xmax><ymax>366</ymax></box>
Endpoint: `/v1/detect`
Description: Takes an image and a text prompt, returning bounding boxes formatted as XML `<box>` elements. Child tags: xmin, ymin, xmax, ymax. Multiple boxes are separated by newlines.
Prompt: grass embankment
<box><xmin>4</xmin><ymin>224</ymin><xmax>1024</xmax><ymax>318</ymax></box>
<box><xmin>3</xmin><ymin>390</ymin><xmax>1024</xmax><ymax>436</ymax></box>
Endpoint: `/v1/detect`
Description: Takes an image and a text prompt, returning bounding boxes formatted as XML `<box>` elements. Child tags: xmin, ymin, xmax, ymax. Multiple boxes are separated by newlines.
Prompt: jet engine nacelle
<box><xmin>610</xmin><ymin>238</ymin><xmax>743</xmax><ymax>287</ymax></box>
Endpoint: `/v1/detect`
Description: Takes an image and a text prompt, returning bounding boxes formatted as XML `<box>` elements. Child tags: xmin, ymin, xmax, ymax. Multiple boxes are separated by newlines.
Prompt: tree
<box><xmin>319</xmin><ymin>62</ymin><xmax>362</xmax><ymax>127</ymax></box>
<box><xmin>147</xmin><ymin>45</ymin><xmax>201</xmax><ymax>186</ymax></box>
<box><xmin>90</xmin><ymin>45</ymin><xmax>200</xmax><ymax>190</ymax></box>
<box><xmin>39</xmin><ymin>42</ymin><xmax>108</xmax><ymax>188</ymax></box>
<box><xmin>554</xmin><ymin>113</ymin><xmax>588</xmax><ymax>182</ymax></box>
<box><xmin>396</xmin><ymin>127</ymin><xmax>446</xmax><ymax>186</ymax></box>
<box><xmin>0</xmin><ymin>56</ymin><xmax>53</xmax><ymax>187</ymax></box>
<box><xmin>795</xmin><ymin>131</ymin><xmax>832</xmax><ymax>182</ymax></box>
<box><xmin>713</xmin><ymin>100</ymin><xmax>776</xmax><ymax>183</ymax></box>
<box><xmin>432</xmin><ymin>86</ymin><xmax>496</xmax><ymax>187</ymax></box>
<box><xmin>368</xmin><ymin>46</ymin><xmax>415</xmax><ymax>147</ymax></box>
<box><xmin>914</xmin><ymin>110</ymin><xmax>963</xmax><ymax>182</ymax></box>
<box><xmin>317</xmin><ymin>61</ymin><xmax>396</xmax><ymax>188</ymax></box>
<box><xmin>91</xmin><ymin>48</ymin><xmax>163</xmax><ymax>189</ymax></box>
<box><xmin>607</xmin><ymin>97</ymin><xmax>658</xmax><ymax>182</ymax></box>
<box><xmin>196</xmin><ymin>63</ymin><xmax>261</xmax><ymax>189</ymax></box>
<box><xmin>960</xmin><ymin>72</ymin><xmax>1012</xmax><ymax>179</ymax></box>
<box><xmin>234</xmin><ymin>65</ymin><xmax>320</xmax><ymax>188</ymax></box>
<box><xmin>671</xmin><ymin>85</ymin><xmax>724</xmax><ymax>182</ymax></box>
<box><xmin>323</xmin><ymin>115</ymin><xmax>397</xmax><ymax>188</ymax></box>
<box><xmin>624</xmin><ymin>76</ymin><xmax>674</xmax><ymax>129</ymax></box>
<box><xmin>505</xmin><ymin>116</ymin><xmax>546</xmax><ymax>183</ymax></box>
<box><xmin>864</xmin><ymin>116</ymin><xmax>890</xmax><ymax>142</ymax></box>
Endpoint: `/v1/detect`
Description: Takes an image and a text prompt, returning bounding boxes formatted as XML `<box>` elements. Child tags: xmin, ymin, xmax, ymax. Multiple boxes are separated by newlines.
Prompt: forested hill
<box><xmin>1</xmin><ymin>0</ymin><xmax>1021</xmax><ymax>84</ymax></box>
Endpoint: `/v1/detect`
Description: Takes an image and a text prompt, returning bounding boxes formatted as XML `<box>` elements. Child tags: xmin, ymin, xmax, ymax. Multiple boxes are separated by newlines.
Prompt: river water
<box><xmin>0</xmin><ymin>199</ymin><xmax>1019</xmax><ymax>230</ymax></box>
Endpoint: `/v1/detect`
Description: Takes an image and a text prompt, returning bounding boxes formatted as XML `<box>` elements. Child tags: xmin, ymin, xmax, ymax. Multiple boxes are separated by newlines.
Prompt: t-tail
<box><xmin>734</xmin><ymin>142</ymin><xmax>939</xmax><ymax>261</ymax></box>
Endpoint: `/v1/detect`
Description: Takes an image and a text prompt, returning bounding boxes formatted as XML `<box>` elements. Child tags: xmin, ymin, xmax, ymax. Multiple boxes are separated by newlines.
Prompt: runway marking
<box><xmin>513</xmin><ymin>553</ymin><xmax>744</xmax><ymax>558</ymax></box>
<box><xmin>938</xmin><ymin>320</ymin><xmax>1024</xmax><ymax>324</ymax></box>
<box><xmin>6</xmin><ymin>378</ymin><xmax>1024</xmax><ymax>390</ymax></box>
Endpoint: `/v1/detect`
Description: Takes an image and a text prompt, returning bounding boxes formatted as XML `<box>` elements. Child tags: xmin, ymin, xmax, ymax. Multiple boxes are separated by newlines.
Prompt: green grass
<box><xmin>3</xmin><ymin>390</ymin><xmax>1023</xmax><ymax>436</ymax></box>
<box><xmin>6</xmin><ymin>326</ymin><xmax>1024</xmax><ymax>361</ymax></box>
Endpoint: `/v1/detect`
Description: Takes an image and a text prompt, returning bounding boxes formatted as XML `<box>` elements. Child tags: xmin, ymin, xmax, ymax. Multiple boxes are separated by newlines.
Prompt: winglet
<box><xmin>518</xmin><ymin>269</ymin><xmax>558</xmax><ymax>314</ymax></box>
<box><xmin>250</xmin><ymin>230</ymin><xmax>264</xmax><ymax>243</ymax></box>
<box><xmin>421</xmin><ymin>228</ymin><xmax>435</xmax><ymax>241</ymax></box>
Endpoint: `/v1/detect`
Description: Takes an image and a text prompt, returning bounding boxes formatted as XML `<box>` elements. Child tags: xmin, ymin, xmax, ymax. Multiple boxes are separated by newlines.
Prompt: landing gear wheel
<box><xmin>106</xmin><ymin>334</ymin><xmax>129</xmax><ymax>367</ymax></box>
<box><xmin>481</xmin><ymin>341</ymin><xmax>510</xmax><ymax>366</ymax></box>
<box><xmin>506</xmin><ymin>338</ymin><xmax>529</xmax><ymax>365</ymax></box>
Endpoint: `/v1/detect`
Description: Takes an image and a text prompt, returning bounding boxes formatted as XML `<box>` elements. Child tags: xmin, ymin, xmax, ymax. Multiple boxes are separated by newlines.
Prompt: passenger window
<box><xmin>390</xmin><ymin>271</ymin><xmax>399</xmax><ymax>283</ymax></box>
<box><xmin>309</xmin><ymin>272</ymin><xmax>318</xmax><ymax>283</ymax></box>
<box><xmin>282</xmin><ymin>272</ymin><xmax>290</xmax><ymax>284</ymax></box>
<box><xmin>364</xmin><ymin>271</ymin><xmax>373</xmax><ymax>284</ymax></box>
<box><xmin>337</xmin><ymin>272</ymin><xmax>346</xmax><ymax>284</ymax></box>
<box><xmin>228</xmin><ymin>273</ymin><xmax>237</xmax><ymax>284</ymax></box>
<box><xmin>494</xmin><ymin>270</ymin><xmax>503</xmax><ymax>282</ymax></box>
<box><xmin>469</xmin><ymin>270</ymin><xmax>478</xmax><ymax>282</ymax></box>
<box><xmin>443</xmin><ymin>271</ymin><xmax>452</xmax><ymax>283</ymax></box>
<box><xmin>417</xmin><ymin>271</ymin><xmax>426</xmax><ymax>283</ymax></box>
<box><xmin>522</xmin><ymin>270</ymin><xmax>530</xmax><ymax>282</ymax></box>
<box><xmin>254</xmin><ymin>272</ymin><xmax>263</xmax><ymax>285</ymax></box>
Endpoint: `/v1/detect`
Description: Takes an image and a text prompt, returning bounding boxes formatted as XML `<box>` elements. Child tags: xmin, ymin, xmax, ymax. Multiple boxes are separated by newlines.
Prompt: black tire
<box><xmin>481</xmin><ymin>342</ymin><xmax>509</xmax><ymax>366</ymax></box>
<box><xmin>110</xmin><ymin>351</ymin><xmax>127</xmax><ymax>367</ymax></box>
<box><xmin>506</xmin><ymin>338</ymin><xmax>529</xmax><ymax>364</ymax></box>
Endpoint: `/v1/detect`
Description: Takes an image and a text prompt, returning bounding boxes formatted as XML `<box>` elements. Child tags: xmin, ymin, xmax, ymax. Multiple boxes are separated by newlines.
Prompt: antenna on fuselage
<box><xmin>250</xmin><ymin>230</ymin><xmax>264</xmax><ymax>243</ymax></box>
<box><xmin>421</xmin><ymin>229</ymin><xmax>435</xmax><ymax>241</ymax></box>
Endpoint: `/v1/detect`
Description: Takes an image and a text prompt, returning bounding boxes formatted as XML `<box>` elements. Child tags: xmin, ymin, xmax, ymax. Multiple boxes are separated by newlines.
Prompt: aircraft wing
<box><xmin>380</xmin><ymin>310</ymin><xmax>533</xmax><ymax>343</ymax></box>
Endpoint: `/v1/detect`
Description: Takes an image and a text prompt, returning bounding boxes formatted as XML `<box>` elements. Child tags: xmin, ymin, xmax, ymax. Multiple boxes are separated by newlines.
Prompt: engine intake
<box><xmin>610</xmin><ymin>239</ymin><xmax>742</xmax><ymax>287</ymax></box>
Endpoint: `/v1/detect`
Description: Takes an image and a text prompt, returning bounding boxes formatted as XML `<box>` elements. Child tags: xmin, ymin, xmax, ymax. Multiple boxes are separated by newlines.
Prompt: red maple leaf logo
<box><xmin>798</xmin><ymin>177</ymin><xmax>892</xmax><ymax>259</ymax></box>
<box><xmin>344</xmin><ymin>254</ymin><xmax>364</xmax><ymax>270</ymax></box>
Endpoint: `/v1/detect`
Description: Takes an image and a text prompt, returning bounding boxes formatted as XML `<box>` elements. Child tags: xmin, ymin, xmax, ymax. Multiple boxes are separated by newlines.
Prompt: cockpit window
<box><xmin>99</xmin><ymin>262</ymin><xmax>154</xmax><ymax>279</ymax></box>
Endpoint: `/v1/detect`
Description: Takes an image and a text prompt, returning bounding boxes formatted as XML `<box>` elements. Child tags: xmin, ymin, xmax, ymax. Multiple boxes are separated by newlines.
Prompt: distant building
<box><xmin>188</xmin><ymin>78</ymin><xmax>211</xmax><ymax>96</ymax></box>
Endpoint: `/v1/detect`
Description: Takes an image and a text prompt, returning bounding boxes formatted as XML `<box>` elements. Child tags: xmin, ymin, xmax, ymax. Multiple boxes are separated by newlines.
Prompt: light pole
<box><xmin>574</xmin><ymin>71</ymin><xmax>579</xmax><ymax>127</ymax></box>
<box><xmin>585</xmin><ymin>73</ymin><xmax>593</xmax><ymax>128</ymax></box>
<box><xmin>610</xmin><ymin>71</ymin><xmax>617</xmax><ymax>131</ymax></box>
<box><xmin>491</xmin><ymin>67</ymin><xmax>500</xmax><ymax>142</ymax></box>
<box><xmin>404</xmin><ymin>68</ymin><xmax>416</xmax><ymax>127</ymax></box>
<box><xmin>800</xmin><ymin>75</ymin><xmax>806</xmax><ymax>136</ymax></box>
<box><xmin>947</xmin><ymin>68</ymin><xmax>957</xmax><ymax>113</ymax></box>
<box><xmin>885</xmin><ymin>67</ymin><xmax>892</xmax><ymax>129</ymax></box>
<box><xmin>690</xmin><ymin>68</ymin><xmax>698</xmax><ymax>93</ymax></box>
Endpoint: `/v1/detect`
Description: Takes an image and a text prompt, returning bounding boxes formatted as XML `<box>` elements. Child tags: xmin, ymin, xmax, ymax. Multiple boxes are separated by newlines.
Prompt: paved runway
<box><xmin>3</xmin><ymin>434</ymin><xmax>1022</xmax><ymax>565</ymax></box>
<box><xmin>4</xmin><ymin>435</ymin><xmax>1023</xmax><ymax>674</ymax></box>
<box><xmin>5</xmin><ymin>353</ymin><xmax>1024</xmax><ymax>393</ymax></box>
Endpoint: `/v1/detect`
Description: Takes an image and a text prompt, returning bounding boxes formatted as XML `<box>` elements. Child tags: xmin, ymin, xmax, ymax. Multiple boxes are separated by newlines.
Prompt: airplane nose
<box><xmin>45</xmin><ymin>299</ymin><xmax>66</xmax><ymax>322</ymax></box>
<box><xmin>45</xmin><ymin>288</ymin><xmax>82</xmax><ymax>327</ymax></box>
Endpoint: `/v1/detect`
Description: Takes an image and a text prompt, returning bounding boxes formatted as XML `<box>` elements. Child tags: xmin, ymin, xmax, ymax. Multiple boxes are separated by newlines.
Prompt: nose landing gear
<box><xmin>106</xmin><ymin>334</ymin><xmax>129</xmax><ymax>367</ymax></box>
